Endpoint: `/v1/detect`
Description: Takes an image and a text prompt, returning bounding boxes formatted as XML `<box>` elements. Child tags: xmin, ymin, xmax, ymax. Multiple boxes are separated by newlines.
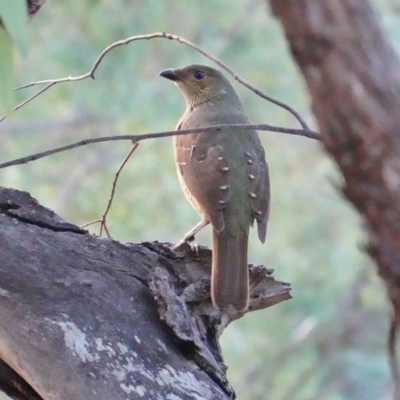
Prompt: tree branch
<box><xmin>3</xmin><ymin>32</ymin><xmax>310</xmax><ymax>130</ymax></box>
<box><xmin>268</xmin><ymin>0</ymin><xmax>400</xmax><ymax>395</ymax></box>
<box><xmin>0</xmin><ymin>123</ymin><xmax>319</xmax><ymax>170</ymax></box>
<box><xmin>0</xmin><ymin>186</ymin><xmax>291</xmax><ymax>399</ymax></box>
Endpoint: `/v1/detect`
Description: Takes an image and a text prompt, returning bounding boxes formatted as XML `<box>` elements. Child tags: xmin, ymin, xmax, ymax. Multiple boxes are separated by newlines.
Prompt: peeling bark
<box><xmin>0</xmin><ymin>187</ymin><xmax>290</xmax><ymax>400</ymax></box>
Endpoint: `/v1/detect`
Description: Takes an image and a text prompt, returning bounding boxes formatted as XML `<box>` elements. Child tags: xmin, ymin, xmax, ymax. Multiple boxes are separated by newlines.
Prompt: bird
<box><xmin>159</xmin><ymin>64</ymin><xmax>270</xmax><ymax>312</ymax></box>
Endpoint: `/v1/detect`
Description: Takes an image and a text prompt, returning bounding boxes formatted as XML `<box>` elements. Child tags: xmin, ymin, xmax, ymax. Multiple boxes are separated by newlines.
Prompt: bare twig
<box><xmin>78</xmin><ymin>144</ymin><xmax>139</xmax><ymax>237</ymax></box>
<box><xmin>80</xmin><ymin>219</ymin><xmax>103</xmax><ymax>229</ymax></box>
<box><xmin>4</xmin><ymin>32</ymin><xmax>310</xmax><ymax>129</ymax></box>
<box><xmin>99</xmin><ymin>143</ymin><xmax>139</xmax><ymax>237</ymax></box>
<box><xmin>0</xmin><ymin>82</ymin><xmax>55</xmax><ymax>123</ymax></box>
<box><xmin>0</xmin><ymin>123</ymin><xmax>320</xmax><ymax>170</ymax></box>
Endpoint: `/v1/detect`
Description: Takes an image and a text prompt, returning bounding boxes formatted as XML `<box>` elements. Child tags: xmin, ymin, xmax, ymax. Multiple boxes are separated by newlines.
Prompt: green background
<box><xmin>1</xmin><ymin>1</ymin><xmax>399</xmax><ymax>399</ymax></box>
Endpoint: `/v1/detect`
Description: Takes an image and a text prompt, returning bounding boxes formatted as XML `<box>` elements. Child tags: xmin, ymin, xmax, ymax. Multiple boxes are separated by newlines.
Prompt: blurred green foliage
<box><xmin>0</xmin><ymin>0</ymin><xmax>27</xmax><ymax>54</ymax></box>
<box><xmin>0</xmin><ymin>27</ymin><xmax>14</xmax><ymax>113</ymax></box>
<box><xmin>0</xmin><ymin>0</ymin><xmax>27</xmax><ymax>113</ymax></box>
<box><xmin>0</xmin><ymin>1</ymin><xmax>399</xmax><ymax>399</ymax></box>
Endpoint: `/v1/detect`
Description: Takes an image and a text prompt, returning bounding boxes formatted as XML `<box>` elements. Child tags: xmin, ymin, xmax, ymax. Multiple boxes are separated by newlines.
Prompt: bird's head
<box><xmin>159</xmin><ymin>64</ymin><xmax>239</xmax><ymax>109</ymax></box>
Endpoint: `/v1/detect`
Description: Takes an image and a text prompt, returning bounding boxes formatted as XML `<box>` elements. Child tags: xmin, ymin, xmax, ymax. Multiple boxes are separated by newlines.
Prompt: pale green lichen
<box><xmin>52</xmin><ymin>317</ymin><xmax>214</xmax><ymax>398</ymax></box>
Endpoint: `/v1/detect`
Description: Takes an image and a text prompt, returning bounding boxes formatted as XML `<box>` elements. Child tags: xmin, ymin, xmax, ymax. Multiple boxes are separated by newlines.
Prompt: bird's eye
<box><xmin>194</xmin><ymin>70</ymin><xmax>205</xmax><ymax>80</ymax></box>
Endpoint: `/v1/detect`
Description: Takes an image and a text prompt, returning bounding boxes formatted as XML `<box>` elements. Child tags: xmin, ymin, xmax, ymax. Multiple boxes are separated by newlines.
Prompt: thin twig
<box><xmin>0</xmin><ymin>123</ymin><xmax>320</xmax><ymax>170</ymax></box>
<box><xmin>4</xmin><ymin>32</ymin><xmax>309</xmax><ymax>129</ymax></box>
<box><xmin>98</xmin><ymin>142</ymin><xmax>140</xmax><ymax>237</ymax></box>
<box><xmin>78</xmin><ymin>144</ymin><xmax>139</xmax><ymax>237</ymax></box>
<box><xmin>80</xmin><ymin>219</ymin><xmax>103</xmax><ymax>229</ymax></box>
<box><xmin>0</xmin><ymin>82</ymin><xmax>55</xmax><ymax>123</ymax></box>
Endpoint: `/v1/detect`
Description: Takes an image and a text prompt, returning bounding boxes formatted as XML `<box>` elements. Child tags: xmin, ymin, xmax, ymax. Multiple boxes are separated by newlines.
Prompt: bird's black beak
<box><xmin>159</xmin><ymin>68</ymin><xmax>180</xmax><ymax>82</ymax></box>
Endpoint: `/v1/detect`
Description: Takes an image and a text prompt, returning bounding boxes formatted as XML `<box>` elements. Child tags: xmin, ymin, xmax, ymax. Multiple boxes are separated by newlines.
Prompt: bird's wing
<box><xmin>245</xmin><ymin>143</ymin><xmax>270</xmax><ymax>243</ymax></box>
<box><xmin>174</xmin><ymin>128</ymin><xmax>230</xmax><ymax>233</ymax></box>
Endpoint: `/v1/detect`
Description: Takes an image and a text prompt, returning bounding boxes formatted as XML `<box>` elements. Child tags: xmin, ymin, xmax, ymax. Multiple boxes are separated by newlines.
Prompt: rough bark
<box><xmin>268</xmin><ymin>0</ymin><xmax>400</xmax><ymax>317</ymax></box>
<box><xmin>0</xmin><ymin>187</ymin><xmax>290</xmax><ymax>400</ymax></box>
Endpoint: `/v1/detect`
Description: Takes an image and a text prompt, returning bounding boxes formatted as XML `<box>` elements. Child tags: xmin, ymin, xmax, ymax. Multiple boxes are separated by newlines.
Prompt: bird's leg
<box><xmin>174</xmin><ymin>220</ymin><xmax>208</xmax><ymax>252</ymax></box>
<box><xmin>183</xmin><ymin>220</ymin><xmax>208</xmax><ymax>242</ymax></box>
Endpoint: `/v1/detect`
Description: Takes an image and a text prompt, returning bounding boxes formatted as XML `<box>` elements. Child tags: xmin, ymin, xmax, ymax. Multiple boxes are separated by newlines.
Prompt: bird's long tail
<box><xmin>211</xmin><ymin>229</ymin><xmax>249</xmax><ymax>312</ymax></box>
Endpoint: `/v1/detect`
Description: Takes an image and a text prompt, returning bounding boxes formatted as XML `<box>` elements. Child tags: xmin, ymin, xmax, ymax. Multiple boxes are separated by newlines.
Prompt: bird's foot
<box><xmin>172</xmin><ymin>235</ymin><xmax>198</xmax><ymax>254</ymax></box>
<box><xmin>185</xmin><ymin>235</ymin><xmax>199</xmax><ymax>254</ymax></box>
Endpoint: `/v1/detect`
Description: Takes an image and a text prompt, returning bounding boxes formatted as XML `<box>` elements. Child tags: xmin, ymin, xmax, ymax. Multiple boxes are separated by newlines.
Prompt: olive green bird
<box><xmin>160</xmin><ymin>65</ymin><xmax>270</xmax><ymax>312</ymax></box>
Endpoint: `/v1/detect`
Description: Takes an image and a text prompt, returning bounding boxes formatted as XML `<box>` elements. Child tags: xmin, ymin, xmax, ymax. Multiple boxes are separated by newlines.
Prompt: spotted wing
<box><xmin>174</xmin><ymin>130</ymin><xmax>231</xmax><ymax>233</ymax></box>
<box><xmin>245</xmin><ymin>143</ymin><xmax>270</xmax><ymax>243</ymax></box>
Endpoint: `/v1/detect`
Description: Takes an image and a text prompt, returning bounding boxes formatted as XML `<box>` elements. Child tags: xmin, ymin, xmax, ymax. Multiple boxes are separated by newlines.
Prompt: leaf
<box><xmin>0</xmin><ymin>0</ymin><xmax>27</xmax><ymax>54</ymax></box>
<box><xmin>0</xmin><ymin>27</ymin><xmax>14</xmax><ymax>114</ymax></box>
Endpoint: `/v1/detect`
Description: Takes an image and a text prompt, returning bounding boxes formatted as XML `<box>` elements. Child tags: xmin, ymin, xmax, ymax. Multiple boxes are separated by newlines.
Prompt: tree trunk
<box><xmin>268</xmin><ymin>0</ymin><xmax>400</xmax><ymax>318</ymax></box>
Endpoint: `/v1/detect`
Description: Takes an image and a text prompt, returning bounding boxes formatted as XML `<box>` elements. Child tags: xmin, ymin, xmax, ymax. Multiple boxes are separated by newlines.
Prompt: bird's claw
<box><xmin>172</xmin><ymin>235</ymin><xmax>198</xmax><ymax>254</ymax></box>
<box><xmin>186</xmin><ymin>237</ymin><xmax>199</xmax><ymax>254</ymax></box>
